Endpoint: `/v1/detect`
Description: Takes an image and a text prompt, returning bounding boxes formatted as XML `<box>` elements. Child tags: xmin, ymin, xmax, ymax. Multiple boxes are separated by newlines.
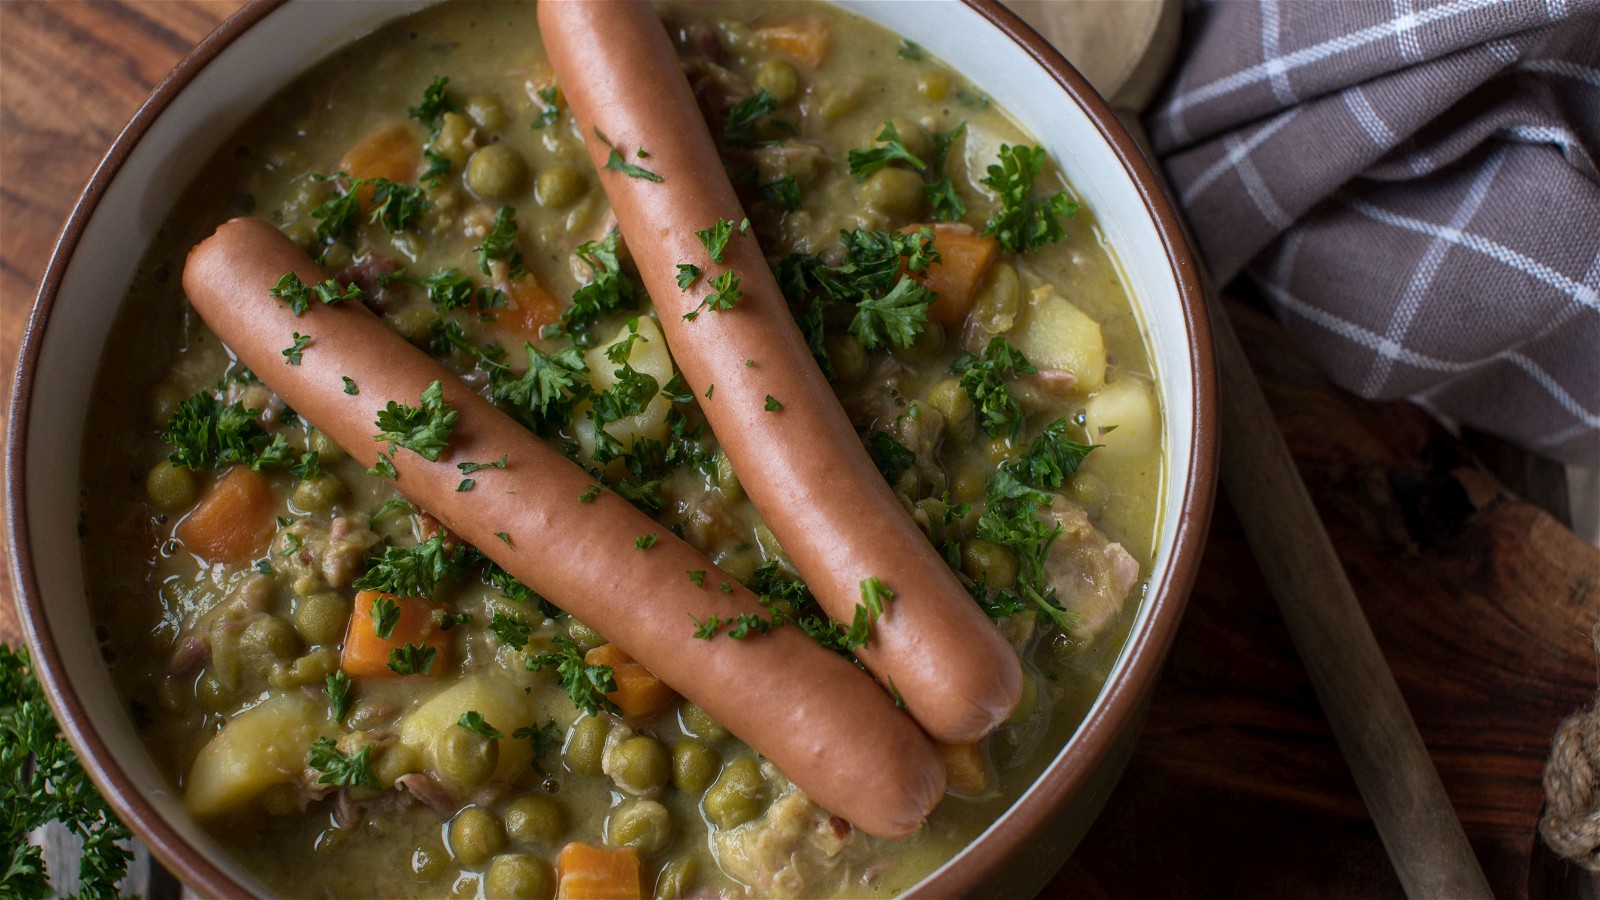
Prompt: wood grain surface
<box><xmin>2</xmin><ymin>3</ymin><xmax>1597</xmax><ymax>897</ymax></box>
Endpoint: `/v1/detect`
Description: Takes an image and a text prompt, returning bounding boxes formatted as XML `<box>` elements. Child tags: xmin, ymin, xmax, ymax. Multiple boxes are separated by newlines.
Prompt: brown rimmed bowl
<box><xmin>5</xmin><ymin>1</ymin><xmax>1216</xmax><ymax>895</ymax></box>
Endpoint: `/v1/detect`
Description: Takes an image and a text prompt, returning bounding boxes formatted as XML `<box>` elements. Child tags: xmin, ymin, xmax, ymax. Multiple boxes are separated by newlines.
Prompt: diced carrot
<box><xmin>175</xmin><ymin>466</ymin><xmax>277</xmax><ymax>566</ymax></box>
<box><xmin>584</xmin><ymin>644</ymin><xmax>677</xmax><ymax>719</ymax></box>
<box><xmin>337</xmin><ymin>123</ymin><xmax>421</xmax><ymax>210</ymax></box>
<box><xmin>907</xmin><ymin>225</ymin><xmax>999</xmax><ymax>330</ymax></box>
<box><xmin>935</xmin><ymin>741</ymin><xmax>992</xmax><ymax>795</ymax></box>
<box><xmin>485</xmin><ymin>275</ymin><xmax>562</xmax><ymax>344</ymax></box>
<box><xmin>556</xmin><ymin>843</ymin><xmax>642</xmax><ymax>900</ymax></box>
<box><xmin>340</xmin><ymin>589</ymin><xmax>448</xmax><ymax>678</ymax></box>
<box><xmin>751</xmin><ymin>17</ymin><xmax>831</xmax><ymax>69</ymax></box>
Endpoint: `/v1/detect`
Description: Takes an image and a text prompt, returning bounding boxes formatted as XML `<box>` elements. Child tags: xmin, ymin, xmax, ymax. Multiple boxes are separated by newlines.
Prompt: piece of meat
<box><xmin>1041</xmin><ymin>498</ymin><xmax>1142</xmax><ymax>643</ymax></box>
<box><xmin>713</xmin><ymin>784</ymin><xmax>864</xmax><ymax>897</ymax></box>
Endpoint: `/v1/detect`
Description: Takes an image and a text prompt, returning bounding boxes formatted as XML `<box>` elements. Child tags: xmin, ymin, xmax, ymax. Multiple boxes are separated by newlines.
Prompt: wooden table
<box><xmin>4</xmin><ymin>3</ymin><xmax>1597</xmax><ymax>897</ymax></box>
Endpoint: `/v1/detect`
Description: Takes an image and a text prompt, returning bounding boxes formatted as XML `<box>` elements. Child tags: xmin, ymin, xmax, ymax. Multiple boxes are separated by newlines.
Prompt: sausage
<box><xmin>538</xmin><ymin>0</ymin><xmax>1021</xmax><ymax>744</ymax></box>
<box><xmin>181</xmin><ymin>217</ymin><xmax>943</xmax><ymax>839</ymax></box>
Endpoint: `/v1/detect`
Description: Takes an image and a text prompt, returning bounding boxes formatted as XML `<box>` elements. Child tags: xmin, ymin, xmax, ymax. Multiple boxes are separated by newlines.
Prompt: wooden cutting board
<box><xmin>2</xmin><ymin>3</ymin><xmax>1596</xmax><ymax>896</ymax></box>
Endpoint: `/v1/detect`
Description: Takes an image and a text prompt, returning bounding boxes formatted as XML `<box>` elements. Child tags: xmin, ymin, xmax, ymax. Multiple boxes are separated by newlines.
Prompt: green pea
<box><xmin>435</xmin><ymin>726</ymin><xmax>499</xmax><ymax>789</ymax></box>
<box><xmin>195</xmin><ymin>672</ymin><xmax>234</xmax><ymax>713</ymax></box>
<box><xmin>484</xmin><ymin>854</ymin><xmax>554</xmax><ymax>900</ymax></box>
<box><xmin>606</xmin><ymin>799</ymin><xmax>673</xmax><ymax>856</ymax></box>
<box><xmin>503</xmin><ymin>794</ymin><xmax>567</xmax><ymax>846</ymax></box>
<box><xmin>146</xmin><ymin>461</ymin><xmax>198</xmax><ymax>513</ymax></box>
<box><xmin>238</xmin><ymin>616</ymin><xmax>299</xmax><ymax>665</ymax></box>
<box><xmin>466</xmin><ymin>144</ymin><xmax>529</xmax><ymax>201</ymax></box>
<box><xmin>564</xmin><ymin>713</ymin><xmax>609</xmax><ymax>776</ymax></box>
<box><xmin>671</xmin><ymin>741</ymin><xmax>720</xmax><ymax>795</ymax></box>
<box><xmin>678</xmin><ymin>702</ymin><xmax>729</xmax><ymax>742</ymax></box>
<box><xmin>951</xmin><ymin>466</ymin><xmax>987</xmax><ymax>505</ymax></box>
<box><xmin>148</xmin><ymin>382</ymin><xmax>186</xmax><ymax>427</ymax></box>
<box><xmin>858</xmin><ymin>167</ymin><xmax>925</xmax><ymax>222</ymax></box>
<box><xmin>894</xmin><ymin>319</ymin><xmax>945</xmax><ymax>362</ymax></box>
<box><xmin>823</xmin><ymin>334</ymin><xmax>867</xmax><ymax>383</ymax></box>
<box><xmin>307</xmin><ymin>429</ymin><xmax>346</xmax><ymax>464</ymax></box>
<box><xmin>464</xmin><ymin>93</ymin><xmax>508</xmax><ymax>132</ymax></box>
<box><xmin>961</xmin><ymin>538</ymin><xmax>1018</xmax><ymax>590</ymax></box>
<box><xmin>566</xmin><ymin>619</ymin><xmax>606</xmax><ymax>652</ymax></box>
<box><xmin>752</xmin><ymin>59</ymin><xmax>799</xmax><ymax>103</ymax></box>
<box><xmin>1066</xmin><ymin>471</ymin><xmax>1110</xmax><ymax>516</ymax></box>
<box><xmin>713</xmin><ymin>451</ymin><xmax>742</xmax><ymax>502</ymax></box>
<box><xmin>1006</xmin><ymin>671</ymin><xmax>1039</xmax><ymax>725</ymax></box>
<box><xmin>432</xmin><ymin>112</ymin><xmax>475</xmax><ymax>166</ymax></box>
<box><xmin>536</xmin><ymin>166</ymin><xmax>586</xmax><ymax>210</ymax></box>
<box><xmin>654</xmin><ymin>856</ymin><xmax>699</xmax><ymax>900</ymax></box>
<box><xmin>292</xmin><ymin>592</ymin><xmax>350</xmax><ymax>646</ymax></box>
<box><xmin>412</xmin><ymin>842</ymin><xmax>450</xmax><ymax>880</ymax></box>
<box><xmin>927</xmin><ymin>378</ymin><xmax>974</xmax><ymax>439</ymax></box>
<box><xmin>448</xmin><ymin>806</ymin><xmax>506</xmax><ymax>868</ymax></box>
<box><xmin>292</xmin><ymin>473</ymin><xmax>344</xmax><ymax>514</ymax></box>
<box><xmin>703</xmin><ymin>756</ymin><xmax>766</xmax><ymax>829</ymax></box>
<box><xmin>610</xmin><ymin>736</ymin><xmax>670</xmax><ymax>794</ymax></box>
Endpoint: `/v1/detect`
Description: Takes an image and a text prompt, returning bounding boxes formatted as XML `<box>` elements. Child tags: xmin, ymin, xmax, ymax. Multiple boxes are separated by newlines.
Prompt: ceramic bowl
<box><xmin>5</xmin><ymin>1</ymin><xmax>1215</xmax><ymax>895</ymax></box>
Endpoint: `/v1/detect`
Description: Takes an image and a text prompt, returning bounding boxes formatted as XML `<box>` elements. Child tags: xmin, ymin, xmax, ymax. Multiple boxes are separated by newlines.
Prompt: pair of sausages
<box><xmin>183</xmin><ymin>218</ymin><xmax>942</xmax><ymax>839</ymax></box>
<box><xmin>537</xmin><ymin>0</ymin><xmax>1022</xmax><ymax>743</ymax></box>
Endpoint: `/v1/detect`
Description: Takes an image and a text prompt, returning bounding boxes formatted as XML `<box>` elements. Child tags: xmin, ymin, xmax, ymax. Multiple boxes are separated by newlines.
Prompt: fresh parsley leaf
<box><xmin>760</xmin><ymin>174</ymin><xmax>802</xmax><ymax>211</ymax></box>
<box><xmin>421</xmin><ymin>148</ymin><xmax>451</xmax><ymax>187</ymax></box>
<box><xmin>683</xmin><ymin>269</ymin><xmax>742</xmax><ymax>321</ymax></box>
<box><xmin>866</xmin><ymin>431</ymin><xmax>916</xmax><ymax>482</ymax></box>
<box><xmin>561</xmin><ymin>229</ymin><xmax>635</xmax><ymax>341</ymax></box>
<box><xmin>387</xmin><ymin>643</ymin><xmax>438</xmax><ymax>676</ymax></box>
<box><xmin>367</xmin><ymin>452</ymin><xmax>398</xmax><ymax>480</ymax></box>
<box><xmin>409</xmin><ymin>76</ymin><xmax>456</xmax><ymax>125</ymax></box>
<box><xmin>270</xmin><ymin>272</ymin><xmax>362</xmax><ymax>315</ymax></box>
<box><xmin>435</xmin><ymin>610</ymin><xmax>471</xmax><ymax>631</ymax></box>
<box><xmin>325</xmin><ymin>671</ymin><xmax>353</xmax><ymax>724</ymax></box>
<box><xmin>764</xmin><ymin>395</ymin><xmax>784</xmax><ymax>411</ymax></box>
<box><xmin>898</xmin><ymin>39</ymin><xmax>924</xmax><ymax>60</ymax></box>
<box><xmin>280</xmin><ymin>531</ymin><xmax>304</xmax><ymax>557</ymax></box>
<box><xmin>373</xmin><ymin>380</ymin><xmax>457</xmax><ymax>461</ymax></box>
<box><xmin>579</xmin><ymin>484</ymin><xmax>602</xmax><ymax>503</ymax></box>
<box><xmin>596</xmin><ymin>128</ymin><xmax>663</xmax><ymax>182</ymax></box>
<box><xmin>282</xmin><ymin>332</ymin><xmax>311</xmax><ymax>366</ymax></box>
<box><xmin>476</xmin><ymin>205</ymin><xmax>525</xmax><ymax>277</ymax></box>
<box><xmin>353</xmin><ymin>533</ymin><xmax>462</xmax><ymax>600</ymax></box>
<box><xmin>849</xmin><ymin>276</ymin><xmax>934</xmax><ymax>350</ymax></box>
<box><xmin>161</xmin><ymin>392</ymin><xmax>292</xmax><ymax>472</ymax></box>
<box><xmin>342</xmin><ymin>376</ymin><xmax>360</xmax><ymax>395</ymax></box>
<box><xmin>847</xmin><ymin>120</ymin><xmax>927</xmax><ymax>180</ymax></box>
<box><xmin>526</xmin><ymin>636</ymin><xmax>618</xmax><ymax>716</ymax></box>
<box><xmin>458</xmin><ymin>455</ymin><xmax>508</xmax><ymax>475</ymax></box>
<box><xmin>513</xmin><ymin>720</ymin><xmax>562</xmax><ymax>759</ymax></box>
<box><xmin>1013</xmin><ymin>418</ymin><xmax>1099</xmax><ymax>489</ymax></box>
<box><xmin>675</xmin><ymin>263</ymin><xmax>701</xmax><ymax>290</ymax></box>
<box><xmin>688</xmin><ymin>569</ymin><xmax>706</xmax><ymax>587</ymax></box>
<box><xmin>254</xmin><ymin>560</ymin><xmax>274</xmax><ymax>576</ymax></box>
<box><xmin>456</xmin><ymin>478</ymin><xmax>475</xmax><ymax>492</ymax></box>
<box><xmin>495</xmin><ymin>531</ymin><xmax>512</xmax><ymax>546</ymax></box>
<box><xmin>368</xmin><ymin>498</ymin><xmax>413</xmax><ymax>528</ymax></box>
<box><xmin>860</xmin><ymin>576</ymin><xmax>894</xmax><ymax>618</ymax></box>
<box><xmin>979</xmin><ymin>144</ymin><xmax>1079</xmax><ymax>253</ymax></box>
<box><xmin>458</xmin><ymin>711</ymin><xmax>505</xmax><ymax>740</ymax></box>
<box><xmin>634</xmin><ymin>533</ymin><xmax>657</xmax><ymax>550</ymax></box>
<box><xmin>367</xmin><ymin>179</ymin><xmax>430</xmax><ymax>233</ymax></box>
<box><xmin>370</xmin><ymin>595</ymin><xmax>400</xmax><ymax>639</ymax></box>
<box><xmin>531</xmin><ymin>84</ymin><xmax>561</xmax><ymax>129</ymax></box>
<box><xmin>490</xmin><ymin>342</ymin><xmax>590</xmax><ymax>431</ymax></box>
<box><xmin>488</xmin><ymin>612</ymin><xmax>533</xmax><ymax>650</ymax></box>
<box><xmin>721</xmin><ymin>89</ymin><xmax>785</xmax><ymax>146</ymax></box>
<box><xmin>417</xmin><ymin>269</ymin><xmax>478</xmax><ymax>312</ymax></box>
<box><xmin>951</xmin><ymin>336</ymin><xmax>1037</xmax><ymax>440</ymax></box>
<box><xmin>308</xmin><ymin>737</ymin><xmax>379</xmax><ymax>788</ymax></box>
<box><xmin>695</xmin><ymin>218</ymin><xmax>736</xmax><ymax>263</ymax></box>
<box><xmin>925</xmin><ymin>122</ymin><xmax>967</xmax><ymax>222</ymax></box>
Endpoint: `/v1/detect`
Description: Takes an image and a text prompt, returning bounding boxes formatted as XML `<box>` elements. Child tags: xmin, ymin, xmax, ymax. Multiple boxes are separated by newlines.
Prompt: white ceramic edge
<box><xmin>21</xmin><ymin>0</ymin><xmax>1195</xmax><ymax>894</ymax></box>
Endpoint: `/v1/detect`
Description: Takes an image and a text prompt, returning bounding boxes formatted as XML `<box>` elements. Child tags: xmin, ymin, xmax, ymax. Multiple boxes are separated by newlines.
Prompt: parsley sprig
<box><xmin>847</xmin><ymin>120</ymin><xmax>927</xmax><ymax>180</ymax></box>
<box><xmin>980</xmin><ymin>144</ymin><xmax>1079</xmax><ymax>253</ymax></box>
<box><xmin>161</xmin><ymin>392</ymin><xmax>293</xmax><ymax>472</ymax></box>
<box><xmin>307</xmin><ymin>737</ymin><xmax>379</xmax><ymax>789</ymax></box>
<box><xmin>950</xmin><ymin>336</ymin><xmax>1037</xmax><ymax>440</ymax></box>
<box><xmin>526</xmin><ymin>636</ymin><xmax>619</xmax><ymax>717</ymax></box>
<box><xmin>373</xmin><ymin>380</ymin><xmax>457</xmax><ymax>462</ymax></box>
<box><xmin>270</xmin><ymin>272</ymin><xmax>363</xmax><ymax>315</ymax></box>
<box><xmin>352</xmin><ymin>533</ymin><xmax>464</xmax><ymax>601</ymax></box>
<box><xmin>596</xmin><ymin>129</ymin><xmax>663</xmax><ymax>182</ymax></box>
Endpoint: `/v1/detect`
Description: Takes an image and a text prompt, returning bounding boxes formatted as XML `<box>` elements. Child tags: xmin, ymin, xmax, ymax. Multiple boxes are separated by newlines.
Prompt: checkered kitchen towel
<box><xmin>1148</xmin><ymin>0</ymin><xmax>1600</xmax><ymax>465</ymax></box>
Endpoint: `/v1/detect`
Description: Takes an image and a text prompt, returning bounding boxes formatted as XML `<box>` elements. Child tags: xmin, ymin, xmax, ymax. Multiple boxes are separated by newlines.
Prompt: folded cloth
<box><xmin>1148</xmin><ymin>0</ymin><xmax>1600</xmax><ymax>465</ymax></box>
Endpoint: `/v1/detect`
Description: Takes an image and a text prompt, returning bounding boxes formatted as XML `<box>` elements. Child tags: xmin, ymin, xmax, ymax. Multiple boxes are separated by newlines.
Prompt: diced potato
<box><xmin>184</xmin><ymin>693</ymin><xmax>335</xmax><ymax>819</ymax></box>
<box><xmin>1083</xmin><ymin>377</ymin><xmax>1159</xmax><ymax>458</ymax></box>
<box><xmin>1010</xmin><ymin>287</ymin><xmax>1106</xmax><ymax>392</ymax></box>
<box><xmin>573</xmin><ymin>316</ymin><xmax>676</xmax><ymax>460</ymax></box>
<box><xmin>396</xmin><ymin>673</ymin><xmax>536</xmax><ymax>786</ymax></box>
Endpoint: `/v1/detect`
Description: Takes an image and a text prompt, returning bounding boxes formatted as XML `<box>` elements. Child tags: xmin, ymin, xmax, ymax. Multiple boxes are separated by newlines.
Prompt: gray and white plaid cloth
<box><xmin>1148</xmin><ymin>0</ymin><xmax>1600</xmax><ymax>465</ymax></box>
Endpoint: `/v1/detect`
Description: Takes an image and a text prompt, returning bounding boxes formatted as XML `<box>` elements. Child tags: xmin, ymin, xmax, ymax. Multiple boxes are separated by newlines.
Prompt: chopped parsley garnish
<box><xmin>458</xmin><ymin>455</ymin><xmax>508</xmax><ymax>475</ymax></box>
<box><xmin>161</xmin><ymin>392</ymin><xmax>292</xmax><ymax>472</ymax></box>
<box><xmin>513</xmin><ymin>720</ymin><xmax>563</xmax><ymax>774</ymax></box>
<box><xmin>457</xmin><ymin>711</ymin><xmax>505</xmax><ymax>740</ymax></box>
<box><xmin>476</xmin><ymin>205</ymin><xmax>525</xmax><ymax>277</ymax></box>
<box><xmin>254</xmin><ymin>560</ymin><xmax>274</xmax><ymax>576</ymax></box>
<box><xmin>489</xmin><ymin>612</ymin><xmax>533</xmax><ymax>650</ymax></box>
<box><xmin>311</xmin><ymin>175</ymin><xmax>429</xmax><ymax>240</ymax></box>
<box><xmin>530</xmin><ymin>84</ymin><xmax>561</xmax><ymax>129</ymax></box>
<box><xmin>579</xmin><ymin>484</ymin><xmax>602</xmax><ymax>503</ymax></box>
<box><xmin>526</xmin><ymin>636</ymin><xmax>618</xmax><ymax>716</ymax></box>
<box><xmin>634</xmin><ymin>534</ymin><xmax>658</xmax><ymax>550</ymax></box>
<box><xmin>676</xmin><ymin>263</ymin><xmax>701</xmax><ymax>290</ymax></box>
<box><xmin>368</xmin><ymin>498</ymin><xmax>413</xmax><ymax>528</ymax></box>
<box><xmin>860</xmin><ymin>576</ymin><xmax>893</xmax><ymax>618</ymax></box>
<box><xmin>659</xmin><ymin>373</ymin><xmax>694</xmax><ymax>405</ymax></box>
<box><xmin>688</xmin><ymin>570</ymin><xmax>706</xmax><ymax>587</ymax></box>
<box><xmin>775</xmin><ymin>227</ymin><xmax>940</xmax><ymax>362</ymax></box>
<box><xmin>373</xmin><ymin>380</ymin><xmax>457</xmax><ymax>461</ymax></box>
<box><xmin>586</xmin><ymin>325</ymin><xmax>660</xmax><ymax>463</ymax></box>
<box><xmin>325</xmin><ymin>671</ymin><xmax>352</xmax><ymax>724</ymax></box>
<box><xmin>866</xmin><ymin>431</ymin><xmax>916</xmax><ymax>482</ymax></box>
<box><xmin>1012</xmin><ymin>418</ymin><xmax>1100</xmax><ymax>489</ymax></box>
<box><xmin>409</xmin><ymin>76</ymin><xmax>456</xmax><ymax>126</ymax></box>
<box><xmin>596</xmin><ymin>128</ymin><xmax>663</xmax><ymax>182</ymax></box>
<box><xmin>925</xmin><ymin>122</ymin><xmax>967</xmax><ymax>222</ymax></box>
<box><xmin>308</xmin><ymin>738</ymin><xmax>378</xmax><ymax>789</ymax></box>
<box><xmin>387</xmin><ymin>643</ymin><xmax>437</xmax><ymax>676</ymax></box>
<box><xmin>414</xmin><ymin>269</ymin><xmax>483</xmax><ymax>312</ymax></box>
<box><xmin>282</xmin><ymin>332</ymin><xmax>311</xmax><ymax>366</ymax></box>
<box><xmin>270</xmin><ymin>272</ymin><xmax>362</xmax><ymax>315</ymax></box>
<box><xmin>342</xmin><ymin>376</ymin><xmax>360</xmax><ymax>395</ymax></box>
<box><xmin>848</xmin><ymin>120</ymin><xmax>927</xmax><ymax>180</ymax></box>
<box><xmin>353</xmin><ymin>533</ymin><xmax>462</xmax><ymax>601</ymax></box>
<box><xmin>367</xmin><ymin>452</ymin><xmax>398</xmax><ymax>480</ymax></box>
<box><xmin>980</xmin><ymin>144</ymin><xmax>1079</xmax><ymax>253</ymax></box>
<box><xmin>764</xmin><ymin>395</ymin><xmax>784</xmax><ymax>411</ymax></box>
<box><xmin>494</xmin><ymin>531</ymin><xmax>512</xmax><ymax>546</ymax></box>
<box><xmin>683</xmin><ymin>269</ymin><xmax>742</xmax><ymax>320</ymax></box>
<box><xmin>435</xmin><ymin>611</ymin><xmax>471</xmax><ymax>631</ymax></box>
<box><xmin>695</xmin><ymin>218</ymin><xmax>736</xmax><ymax>263</ymax></box>
<box><xmin>849</xmin><ymin>276</ymin><xmax>935</xmax><ymax>350</ymax></box>
<box><xmin>898</xmin><ymin>39</ymin><xmax>924</xmax><ymax>60</ymax></box>
<box><xmin>456</xmin><ymin>478</ymin><xmax>475</xmax><ymax>492</ymax></box>
<box><xmin>420</xmin><ymin>149</ymin><xmax>451</xmax><ymax>187</ymax></box>
<box><xmin>560</xmin><ymin>229</ymin><xmax>635</xmax><ymax>342</ymax></box>
<box><xmin>951</xmin><ymin>336</ymin><xmax>1036</xmax><ymax>440</ymax></box>
<box><xmin>760</xmin><ymin>174</ymin><xmax>802</xmax><ymax>211</ymax></box>
<box><xmin>292</xmin><ymin>449</ymin><xmax>321</xmax><ymax>480</ymax></box>
<box><xmin>280</xmin><ymin>532</ymin><xmax>304</xmax><ymax>557</ymax></box>
<box><xmin>721</xmin><ymin>89</ymin><xmax>785</xmax><ymax>146</ymax></box>
<box><xmin>490</xmin><ymin>342</ymin><xmax>590</xmax><ymax>431</ymax></box>
<box><xmin>369</xmin><ymin>595</ymin><xmax>400</xmax><ymax>639</ymax></box>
